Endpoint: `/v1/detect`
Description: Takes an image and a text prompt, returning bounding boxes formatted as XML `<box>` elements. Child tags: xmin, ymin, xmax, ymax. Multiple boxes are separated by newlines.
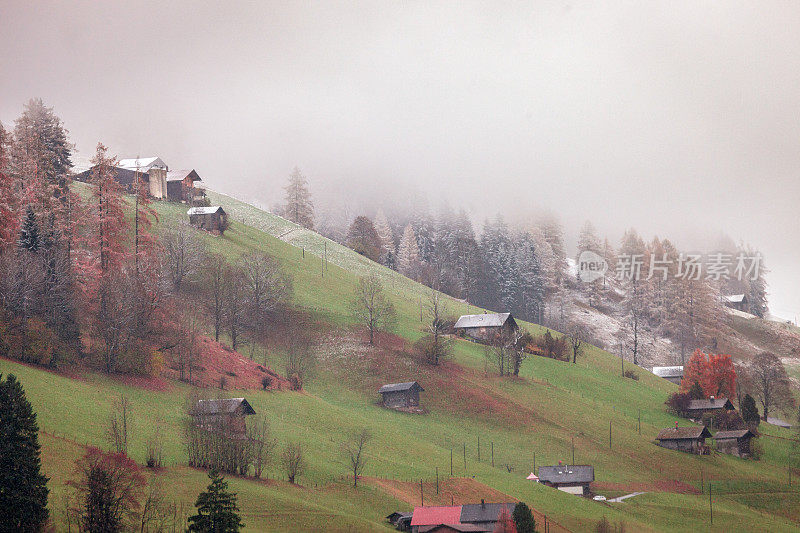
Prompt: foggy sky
<box><xmin>1</xmin><ymin>1</ymin><xmax>799</xmax><ymax>320</ymax></box>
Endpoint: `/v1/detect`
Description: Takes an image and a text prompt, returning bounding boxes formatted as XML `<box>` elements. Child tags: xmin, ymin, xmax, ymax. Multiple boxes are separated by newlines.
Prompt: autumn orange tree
<box><xmin>680</xmin><ymin>349</ymin><xmax>736</xmax><ymax>399</ymax></box>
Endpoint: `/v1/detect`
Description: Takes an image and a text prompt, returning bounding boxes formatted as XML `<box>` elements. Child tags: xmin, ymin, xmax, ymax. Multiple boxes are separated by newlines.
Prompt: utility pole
<box><xmin>420</xmin><ymin>479</ymin><xmax>424</xmax><ymax>506</ymax></box>
<box><xmin>463</xmin><ymin>443</ymin><xmax>466</xmax><ymax>472</ymax></box>
<box><xmin>638</xmin><ymin>409</ymin><xmax>641</xmax><ymax>435</ymax></box>
<box><xmin>609</xmin><ymin>420</ymin><xmax>612</xmax><ymax>449</ymax></box>
<box><xmin>436</xmin><ymin>467</ymin><xmax>439</xmax><ymax>494</ymax></box>
<box><xmin>701</xmin><ymin>469</ymin><xmax>704</xmax><ymax>493</ymax></box>
<box><xmin>450</xmin><ymin>448</ymin><xmax>453</xmax><ymax>476</ymax></box>
<box><xmin>477</xmin><ymin>436</ymin><xmax>480</xmax><ymax>462</ymax></box>
<box><xmin>533</xmin><ymin>452</ymin><xmax>536</xmax><ymax>475</ymax></box>
<box><xmin>572</xmin><ymin>437</ymin><xmax>575</xmax><ymax>465</ymax></box>
<box><xmin>491</xmin><ymin>441</ymin><xmax>494</xmax><ymax>467</ymax></box>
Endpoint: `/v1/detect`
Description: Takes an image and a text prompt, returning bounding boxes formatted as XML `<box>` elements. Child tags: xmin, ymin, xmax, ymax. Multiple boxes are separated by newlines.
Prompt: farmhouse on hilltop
<box><xmin>191</xmin><ymin>398</ymin><xmax>256</xmax><ymax>438</ymax></box>
<box><xmin>536</xmin><ymin>464</ymin><xmax>595</xmax><ymax>496</ymax></box>
<box><xmin>453</xmin><ymin>312</ymin><xmax>519</xmax><ymax>343</ymax></box>
<box><xmin>188</xmin><ymin>206</ymin><xmax>228</xmax><ymax>233</ymax></box>
<box><xmin>656</xmin><ymin>424</ymin><xmax>712</xmax><ymax>454</ymax></box>
<box><xmin>379</xmin><ymin>381</ymin><xmax>424</xmax><ymax>411</ymax></box>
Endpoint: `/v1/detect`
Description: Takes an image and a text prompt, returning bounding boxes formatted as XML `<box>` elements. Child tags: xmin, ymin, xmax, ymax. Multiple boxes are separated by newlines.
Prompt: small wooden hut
<box><xmin>713</xmin><ymin>429</ymin><xmax>755</xmax><ymax>457</ymax></box>
<box><xmin>453</xmin><ymin>312</ymin><xmax>519</xmax><ymax>342</ymax></box>
<box><xmin>378</xmin><ymin>381</ymin><xmax>424</xmax><ymax>410</ymax></box>
<box><xmin>191</xmin><ymin>398</ymin><xmax>255</xmax><ymax>438</ymax></box>
<box><xmin>656</xmin><ymin>424</ymin><xmax>712</xmax><ymax>454</ymax></box>
<box><xmin>188</xmin><ymin>206</ymin><xmax>228</xmax><ymax>233</ymax></box>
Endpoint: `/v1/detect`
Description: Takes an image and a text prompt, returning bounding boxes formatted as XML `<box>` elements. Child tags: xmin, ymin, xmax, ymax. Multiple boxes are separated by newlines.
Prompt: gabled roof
<box><xmin>117</xmin><ymin>156</ymin><xmax>167</xmax><ymax>172</ymax></box>
<box><xmin>651</xmin><ymin>366</ymin><xmax>683</xmax><ymax>378</ymax></box>
<box><xmin>187</xmin><ymin>206</ymin><xmax>225</xmax><ymax>216</ymax></box>
<box><xmin>379</xmin><ymin>381</ymin><xmax>423</xmax><ymax>394</ymax></box>
<box><xmin>454</xmin><ymin>313</ymin><xmax>513</xmax><ymax>329</ymax></box>
<box><xmin>459</xmin><ymin>502</ymin><xmax>516</xmax><ymax>524</ymax></box>
<box><xmin>167</xmin><ymin>169</ymin><xmax>201</xmax><ymax>182</ymax></box>
<box><xmin>713</xmin><ymin>429</ymin><xmax>755</xmax><ymax>440</ymax></box>
<box><xmin>537</xmin><ymin>465</ymin><xmax>594</xmax><ymax>484</ymax></box>
<box><xmin>192</xmin><ymin>398</ymin><xmax>256</xmax><ymax>416</ymax></box>
<box><xmin>656</xmin><ymin>426</ymin><xmax>712</xmax><ymax>440</ymax></box>
<box><xmin>411</xmin><ymin>506</ymin><xmax>463</xmax><ymax>526</ymax></box>
<box><xmin>724</xmin><ymin>294</ymin><xmax>747</xmax><ymax>303</ymax></box>
<box><xmin>687</xmin><ymin>398</ymin><xmax>734</xmax><ymax>411</ymax></box>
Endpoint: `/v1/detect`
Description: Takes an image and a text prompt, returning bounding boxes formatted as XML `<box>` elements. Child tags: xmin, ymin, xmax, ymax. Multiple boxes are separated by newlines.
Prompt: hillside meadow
<box><xmin>2</xmin><ymin>184</ymin><xmax>799</xmax><ymax>531</ymax></box>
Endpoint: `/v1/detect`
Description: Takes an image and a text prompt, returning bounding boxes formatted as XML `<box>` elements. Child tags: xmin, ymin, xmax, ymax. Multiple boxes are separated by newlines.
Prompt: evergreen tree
<box><xmin>0</xmin><ymin>374</ymin><xmax>49</xmax><ymax>532</ymax></box>
<box><xmin>11</xmin><ymin>98</ymin><xmax>72</xmax><ymax>202</ymax></box>
<box><xmin>373</xmin><ymin>208</ymin><xmax>395</xmax><ymax>266</ymax></box>
<box><xmin>740</xmin><ymin>394</ymin><xmax>760</xmax><ymax>427</ymax></box>
<box><xmin>512</xmin><ymin>501</ymin><xmax>536</xmax><ymax>533</ymax></box>
<box><xmin>187</xmin><ymin>470</ymin><xmax>244</xmax><ymax>532</ymax></box>
<box><xmin>346</xmin><ymin>216</ymin><xmax>382</xmax><ymax>262</ymax></box>
<box><xmin>0</xmin><ymin>121</ymin><xmax>19</xmax><ymax>249</ymax></box>
<box><xmin>18</xmin><ymin>207</ymin><xmax>40</xmax><ymax>252</ymax></box>
<box><xmin>283</xmin><ymin>167</ymin><xmax>314</xmax><ymax>229</ymax></box>
<box><xmin>397</xmin><ymin>224</ymin><xmax>421</xmax><ymax>278</ymax></box>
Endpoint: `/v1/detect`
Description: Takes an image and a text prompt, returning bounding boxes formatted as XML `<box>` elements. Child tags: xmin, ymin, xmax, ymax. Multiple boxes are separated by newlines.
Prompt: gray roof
<box><xmin>651</xmin><ymin>366</ymin><xmax>683</xmax><ymax>378</ymax></box>
<box><xmin>724</xmin><ymin>294</ymin><xmax>747</xmax><ymax>303</ymax></box>
<box><xmin>713</xmin><ymin>429</ymin><xmax>754</xmax><ymax>440</ymax></box>
<box><xmin>187</xmin><ymin>206</ymin><xmax>224</xmax><ymax>216</ymax></box>
<box><xmin>687</xmin><ymin>398</ymin><xmax>733</xmax><ymax>411</ymax></box>
<box><xmin>118</xmin><ymin>156</ymin><xmax>167</xmax><ymax>172</ymax></box>
<box><xmin>459</xmin><ymin>502</ymin><xmax>516</xmax><ymax>524</ymax></box>
<box><xmin>767</xmin><ymin>417</ymin><xmax>792</xmax><ymax>428</ymax></box>
<box><xmin>192</xmin><ymin>398</ymin><xmax>255</xmax><ymax>416</ymax></box>
<box><xmin>656</xmin><ymin>426</ymin><xmax>712</xmax><ymax>440</ymax></box>
<box><xmin>378</xmin><ymin>381</ymin><xmax>423</xmax><ymax>394</ymax></box>
<box><xmin>454</xmin><ymin>313</ymin><xmax>513</xmax><ymax>329</ymax></box>
<box><xmin>167</xmin><ymin>169</ymin><xmax>201</xmax><ymax>182</ymax></box>
<box><xmin>537</xmin><ymin>465</ymin><xmax>594</xmax><ymax>484</ymax></box>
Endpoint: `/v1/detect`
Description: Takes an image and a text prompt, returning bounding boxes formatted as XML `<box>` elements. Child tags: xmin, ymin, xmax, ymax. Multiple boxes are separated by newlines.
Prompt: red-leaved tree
<box><xmin>494</xmin><ymin>506</ymin><xmax>518</xmax><ymax>533</ymax></box>
<box><xmin>680</xmin><ymin>349</ymin><xmax>736</xmax><ymax>399</ymax></box>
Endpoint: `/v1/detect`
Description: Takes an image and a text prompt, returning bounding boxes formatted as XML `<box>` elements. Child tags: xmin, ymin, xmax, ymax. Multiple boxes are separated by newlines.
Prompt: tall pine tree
<box><xmin>283</xmin><ymin>167</ymin><xmax>314</xmax><ymax>229</ymax></box>
<box><xmin>188</xmin><ymin>470</ymin><xmax>244</xmax><ymax>532</ymax></box>
<box><xmin>0</xmin><ymin>374</ymin><xmax>49</xmax><ymax>532</ymax></box>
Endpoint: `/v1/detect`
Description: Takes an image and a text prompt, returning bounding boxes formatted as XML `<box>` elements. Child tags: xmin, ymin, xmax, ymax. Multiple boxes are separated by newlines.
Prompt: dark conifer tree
<box><xmin>188</xmin><ymin>470</ymin><xmax>244</xmax><ymax>532</ymax></box>
<box><xmin>0</xmin><ymin>374</ymin><xmax>49</xmax><ymax>532</ymax></box>
<box><xmin>18</xmin><ymin>207</ymin><xmax>40</xmax><ymax>252</ymax></box>
<box><xmin>512</xmin><ymin>501</ymin><xmax>536</xmax><ymax>533</ymax></box>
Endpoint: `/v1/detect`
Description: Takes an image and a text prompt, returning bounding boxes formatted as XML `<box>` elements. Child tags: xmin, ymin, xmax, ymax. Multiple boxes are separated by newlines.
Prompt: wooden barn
<box><xmin>167</xmin><ymin>169</ymin><xmax>203</xmax><ymax>202</ymax></box>
<box><xmin>651</xmin><ymin>366</ymin><xmax>683</xmax><ymax>385</ymax></box>
<box><xmin>379</xmin><ymin>381</ymin><xmax>424</xmax><ymax>411</ymax></box>
<box><xmin>191</xmin><ymin>398</ymin><xmax>255</xmax><ymax>438</ymax></box>
<box><xmin>686</xmin><ymin>397</ymin><xmax>734</xmax><ymax>419</ymax></box>
<box><xmin>188</xmin><ymin>206</ymin><xmax>228</xmax><ymax>233</ymax></box>
<box><xmin>723</xmin><ymin>294</ymin><xmax>749</xmax><ymax>312</ymax></box>
<box><xmin>713</xmin><ymin>429</ymin><xmax>755</xmax><ymax>457</ymax></box>
<box><xmin>453</xmin><ymin>312</ymin><xmax>519</xmax><ymax>343</ymax></box>
<box><xmin>656</xmin><ymin>424</ymin><xmax>712</xmax><ymax>454</ymax></box>
<box><xmin>536</xmin><ymin>464</ymin><xmax>595</xmax><ymax>496</ymax></box>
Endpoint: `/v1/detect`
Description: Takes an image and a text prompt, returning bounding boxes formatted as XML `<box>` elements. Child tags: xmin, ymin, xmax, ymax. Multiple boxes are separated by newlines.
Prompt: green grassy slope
<box><xmin>3</xmin><ymin>185</ymin><xmax>800</xmax><ymax>532</ymax></box>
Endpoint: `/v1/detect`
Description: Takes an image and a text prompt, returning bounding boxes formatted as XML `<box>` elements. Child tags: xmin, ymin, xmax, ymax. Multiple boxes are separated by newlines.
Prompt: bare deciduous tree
<box><xmin>248</xmin><ymin>416</ymin><xmax>276</xmax><ymax>479</ymax></box>
<box><xmin>565</xmin><ymin>321</ymin><xmax>588</xmax><ymax>364</ymax></box>
<box><xmin>108</xmin><ymin>394</ymin><xmax>132</xmax><ymax>455</ymax></box>
<box><xmin>281</xmin><ymin>442</ymin><xmax>305</xmax><ymax>484</ymax></box>
<box><xmin>743</xmin><ymin>351</ymin><xmax>795</xmax><ymax>421</ymax></box>
<box><xmin>203</xmin><ymin>253</ymin><xmax>226</xmax><ymax>342</ymax></box>
<box><xmin>350</xmin><ymin>273</ymin><xmax>396</xmax><ymax>345</ymax></box>
<box><xmin>422</xmin><ymin>288</ymin><xmax>452</xmax><ymax>366</ymax></box>
<box><xmin>162</xmin><ymin>222</ymin><xmax>207</xmax><ymax>292</ymax></box>
<box><xmin>343</xmin><ymin>429</ymin><xmax>371</xmax><ymax>488</ymax></box>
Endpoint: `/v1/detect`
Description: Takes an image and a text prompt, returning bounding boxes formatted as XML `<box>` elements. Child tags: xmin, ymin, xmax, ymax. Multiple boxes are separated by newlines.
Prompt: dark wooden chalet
<box><xmin>453</xmin><ymin>312</ymin><xmax>519</xmax><ymax>342</ymax></box>
<box><xmin>191</xmin><ymin>398</ymin><xmax>255</xmax><ymax>438</ymax></box>
<box><xmin>188</xmin><ymin>206</ymin><xmax>228</xmax><ymax>233</ymax></box>
<box><xmin>686</xmin><ymin>397</ymin><xmax>734</xmax><ymax>419</ymax></box>
<box><xmin>379</xmin><ymin>381</ymin><xmax>424</xmax><ymax>410</ymax></box>
<box><xmin>656</xmin><ymin>424</ymin><xmax>712</xmax><ymax>454</ymax></box>
<box><xmin>459</xmin><ymin>501</ymin><xmax>516</xmax><ymax>530</ymax></box>
<box><xmin>713</xmin><ymin>429</ymin><xmax>755</xmax><ymax>457</ymax></box>
<box><xmin>167</xmin><ymin>169</ymin><xmax>203</xmax><ymax>202</ymax></box>
<box><xmin>536</xmin><ymin>464</ymin><xmax>595</xmax><ymax>496</ymax></box>
<box><xmin>724</xmin><ymin>293</ymin><xmax>749</xmax><ymax>312</ymax></box>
